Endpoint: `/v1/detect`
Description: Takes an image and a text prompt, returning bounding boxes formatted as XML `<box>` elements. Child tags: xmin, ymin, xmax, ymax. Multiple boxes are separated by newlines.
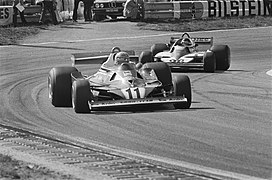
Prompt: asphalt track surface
<box><xmin>0</xmin><ymin>22</ymin><xmax>271</xmax><ymax>179</ymax></box>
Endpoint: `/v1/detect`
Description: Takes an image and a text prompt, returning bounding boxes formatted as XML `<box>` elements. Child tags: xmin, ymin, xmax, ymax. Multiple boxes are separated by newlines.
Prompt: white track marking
<box><xmin>266</xmin><ymin>69</ymin><xmax>272</xmax><ymax>76</ymax></box>
<box><xmin>7</xmin><ymin>26</ymin><xmax>271</xmax><ymax>47</ymax></box>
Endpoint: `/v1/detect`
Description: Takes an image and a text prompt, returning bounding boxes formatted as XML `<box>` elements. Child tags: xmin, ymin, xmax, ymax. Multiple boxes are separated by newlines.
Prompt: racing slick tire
<box><xmin>139</xmin><ymin>51</ymin><xmax>153</xmax><ymax>64</ymax></box>
<box><xmin>72</xmin><ymin>79</ymin><xmax>93</xmax><ymax>113</ymax></box>
<box><xmin>210</xmin><ymin>45</ymin><xmax>231</xmax><ymax>71</ymax></box>
<box><xmin>203</xmin><ymin>51</ymin><xmax>216</xmax><ymax>73</ymax></box>
<box><xmin>48</xmin><ymin>66</ymin><xmax>78</xmax><ymax>107</ymax></box>
<box><xmin>151</xmin><ymin>43</ymin><xmax>169</xmax><ymax>56</ymax></box>
<box><xmin>143</xmin><ymin>62</ymin><xmax>172</xmax><ymax>91</ymax></box>
<box><xmin>172</xmin><ymin>74</ymin><xmax>191</xmax><ymax>109</ymax></box>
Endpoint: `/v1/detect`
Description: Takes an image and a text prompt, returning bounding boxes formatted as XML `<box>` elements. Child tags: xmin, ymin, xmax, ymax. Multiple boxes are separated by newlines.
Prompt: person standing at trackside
<box><xmin>123</xmin><ymin>0</ymin><xmax>143</xmax><ymax>21</ymax></box>
<box><xmin>83</xmin><ymin>0</ymin><xmax>94</xmax><ymax>21</ymax></box>
<box><xmin>38</xmin><ymin>0</ymin><xmax>58</xmax><ymax>25</ymax></box>
<box><xmin>13</xmin><ymin>0</ymin><xmax>27</xmax><ymax>27</ymax></box>
<box><xmin>264</xmin><ymin>0</ymin><xmax>272</xmax><ymax>16</ymax></box>
<box><xmin>123</xmin><ymin>0</ymin><xmax>138</xmax><ymax>21</ymax></box>
<box><xmin>72</xmin><ymin>0</ymin><xmax>82</xmax><ymax>22</ymax></box>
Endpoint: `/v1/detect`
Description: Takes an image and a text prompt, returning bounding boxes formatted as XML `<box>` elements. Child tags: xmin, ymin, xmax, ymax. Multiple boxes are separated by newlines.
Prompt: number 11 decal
<box><xmin>126</xmin><ymin>88</ymin><xmax>140</xmax><ymax>99</ymax></box>
<box><xmin>122</xmin><ymin>87</ymin><xmax>145</xmax><ymax>99</ymax></box>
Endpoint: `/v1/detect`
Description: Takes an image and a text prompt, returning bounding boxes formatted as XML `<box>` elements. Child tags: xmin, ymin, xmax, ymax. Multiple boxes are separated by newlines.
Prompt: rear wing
<box><xmin>170</xmin><ymin>37</ymin><xmax>213</xmax><ymax>46</ymax></box>
<box><xmin>71</xmin><ymin>50</ymin><xmax>137</xmax><ymax>66</ymax></box>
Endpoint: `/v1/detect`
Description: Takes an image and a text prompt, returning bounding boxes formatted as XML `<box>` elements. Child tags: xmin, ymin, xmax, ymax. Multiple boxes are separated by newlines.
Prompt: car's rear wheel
<box><xmin>151</xmin><ymin>43</ymin><xmax>169</xmax><ymax>56</ymax></box>
<box><xmin>139</xmin><ymin>51</ymin><xmax>153</xmax><ymax>64</ymax></box>
<box><xmin>72</xmin><ymin>79</ymin><xmax>93</xmax><ymax>113</ymax></box>
<box><xmin>210</xmin><ymin>45</ymin><xmax>231</xmax><ymax>71</ymax></box>
<box><xmin>143</xmin><ymin>62</ymin><xmax>172</xmax><ymax>91</ymax></box>
<box><xmin>203</xmin><ymin>51</ymin><xmax>216</xmax><ymax>73</ymax></box>
<box><xmin>172</xmin><ymin>74</ymin><xmax>191</xmax><ymax>109</ymax></box>
<box><xmin>48</xmin><ymin>66</ymin><xmax>78</xmax><ymax>107</ymax></box>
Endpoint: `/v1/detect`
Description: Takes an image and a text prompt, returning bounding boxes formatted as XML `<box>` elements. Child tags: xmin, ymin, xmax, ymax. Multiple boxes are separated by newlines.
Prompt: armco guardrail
<box><xmin>144</xmin><ymin>0</ymin><xmax>272</xmax><ymax>19</ymax></box>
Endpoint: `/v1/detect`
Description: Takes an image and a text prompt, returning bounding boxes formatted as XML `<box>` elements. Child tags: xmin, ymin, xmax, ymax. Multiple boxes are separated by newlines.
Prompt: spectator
<box><xmin>13</xmin><ymin>0</ymin><xmax>27</xmax><ymax>27</ymax></box>
<box><xmin>38</xmin><ymin>0</ymin><xmax>58</xmax><ymax>25</ymax></box>
<box><xmin>54</xmin><ymin>0</ymin><xmax>63</xmax><ymax>22</ymax></box>
<box><xmin>114</xmin><ymin>51</ymin><xmax>130</xmax><ymax>65</ymax></box>
<box><xmin>72</xmin><ymin>0</ymin><xmax>82</xmax><ymax>22</ymax></box>
<box><xmin>123</xmin><ymin>0</ymin><xmax>141</xmax><ymax>21</ymax></box>
<box><xmin>83</xmin><ymin>0</ymin><xmax>94</xmax><ymax>21</ymax></box>
<box><xmin>264</xmin><ymin>0</ymin><xmax>272</xmax><ymax>16</ymax></box>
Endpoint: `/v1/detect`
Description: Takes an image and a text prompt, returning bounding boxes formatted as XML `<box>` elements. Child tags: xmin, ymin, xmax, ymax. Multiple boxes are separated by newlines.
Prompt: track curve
<box><xmin>0</xmin><ymin>23</ymin><xmax>271</xmax><ymax>179</ymax></box>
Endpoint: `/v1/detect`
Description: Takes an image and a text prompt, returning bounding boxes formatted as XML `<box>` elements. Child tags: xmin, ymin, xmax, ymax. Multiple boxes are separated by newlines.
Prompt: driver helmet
<box><xmin>114</xmin><ymin>51</ymin><xmax>130</xmax><ymax>65</ymax></box>
<box><xmin>181</xmin><ymin>38</ymin><xmax>195</xmax><ymax>48</ymax></box>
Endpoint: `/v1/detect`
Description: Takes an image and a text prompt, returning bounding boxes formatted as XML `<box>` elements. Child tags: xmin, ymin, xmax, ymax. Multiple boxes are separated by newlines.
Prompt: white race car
<box><xmin>147</xmin><ymin>33</ymin><xmax>231</xmax><ymax>72</ymax></box>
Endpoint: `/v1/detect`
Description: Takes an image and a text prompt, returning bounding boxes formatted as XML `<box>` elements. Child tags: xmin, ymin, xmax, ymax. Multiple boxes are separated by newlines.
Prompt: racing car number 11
<box><xmin>122</xmin><ymin>87</ymin><xmax>145</xmax><ymax>99</ymax></box>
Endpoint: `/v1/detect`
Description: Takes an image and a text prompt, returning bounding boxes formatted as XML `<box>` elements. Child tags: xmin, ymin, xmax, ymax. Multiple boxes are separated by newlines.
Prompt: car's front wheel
<box><xmin>172</xmin><ymin>74</ymin><xmax>191</xmax><ymax>109</ymax></box>
<box><xmin>211</xmin><ymin>45</ymin><xmax>231</xmax><ymax>71</ymax></box>
<box><xmin>143</xmin><ymin>62</ymin><xmax>172</xmax><ymax>91</ymax></box>
<box><xmin>48</xmin><ymin>66</ymin><xmax>78</xmax><ymax>107</ymax></box>
<box><xmin>151</xmin><ymin>43</ymin><xmax>169</xmax><ymax>56</ymax></box>
<box><xmin>139</xmin><ymin>51</ymin><xmax>153</xmax><ymax>64</ymax></box>
<box><xmin>72</xmin><ymin>79</ymin><xmax>93</xmax><ymax>113</ymax></box>
<box><xmin>203</xmin><ymin>51</ymin><xmax>216</xmax><ymax>73</ymax></box>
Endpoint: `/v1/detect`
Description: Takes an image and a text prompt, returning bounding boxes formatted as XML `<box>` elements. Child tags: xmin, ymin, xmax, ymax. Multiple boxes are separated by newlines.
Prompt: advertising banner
<box><xmin>145</xmin><ymin>0</ymin><xmax>271</xmax><ymax>19</ymax></box>
<box><xmin>0</xmin><ymin>0</ymin><xmax>12</xmax><ymax>6</ymax></box>
<box><xmin>200</xmin><ymin>0</ymin><xmax>271</xmax><ymax>18</ymax></box>
<box><xmin>0</xmin><ymin>6</ymin><xmax>13</xmax><ymax>26</ymax></box>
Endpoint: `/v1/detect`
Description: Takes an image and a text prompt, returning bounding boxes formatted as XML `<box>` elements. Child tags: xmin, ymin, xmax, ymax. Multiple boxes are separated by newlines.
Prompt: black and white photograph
<box><xmin>0</xmin><ymin>0</ymin><xmax>271</xmax><ymax>179</ymax></box>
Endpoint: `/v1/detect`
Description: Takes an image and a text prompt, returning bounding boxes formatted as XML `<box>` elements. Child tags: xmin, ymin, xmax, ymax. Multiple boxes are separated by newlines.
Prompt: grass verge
<box><xmin>137</xmin><ymin>16</ymin><xmax>272</xmax><ymax>31</ymax></box>
<box><xmin>0</xmin><ymin>25</ymin><xmax>41</xmax><ymax>45</ymax></box>
<box><xmin>0</xmin><ymin>16</ymin><xmax>271</xmax><ymax>46</ymax></box>
<box><xmin>0</xmin><ymin>154</ymin><xmax>74</xmax><ymax>179</ymax></box>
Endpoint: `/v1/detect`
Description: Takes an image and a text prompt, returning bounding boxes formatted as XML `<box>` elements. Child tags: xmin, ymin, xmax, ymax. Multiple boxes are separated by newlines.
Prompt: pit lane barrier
<box><xmin>143</xmin><ymin>0</ymin><xmax>272</xmax><ymax>19</ymax></box>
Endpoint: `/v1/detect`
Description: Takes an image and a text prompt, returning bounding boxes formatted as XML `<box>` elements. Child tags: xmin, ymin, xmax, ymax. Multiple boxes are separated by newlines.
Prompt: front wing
<box><xmin>158</xmin><ymin>51</ymin><xmax>205</xmax><ymax>69</ymax></box>
<box><xmin>89</xmin><ymin>96</ymin><xmax>187</xmax><ymax>109</ymax></box>
<box><xmin>167</xmin><ymin>62</ymin><xmax>204</xmax><ymax>69</ymax></box>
